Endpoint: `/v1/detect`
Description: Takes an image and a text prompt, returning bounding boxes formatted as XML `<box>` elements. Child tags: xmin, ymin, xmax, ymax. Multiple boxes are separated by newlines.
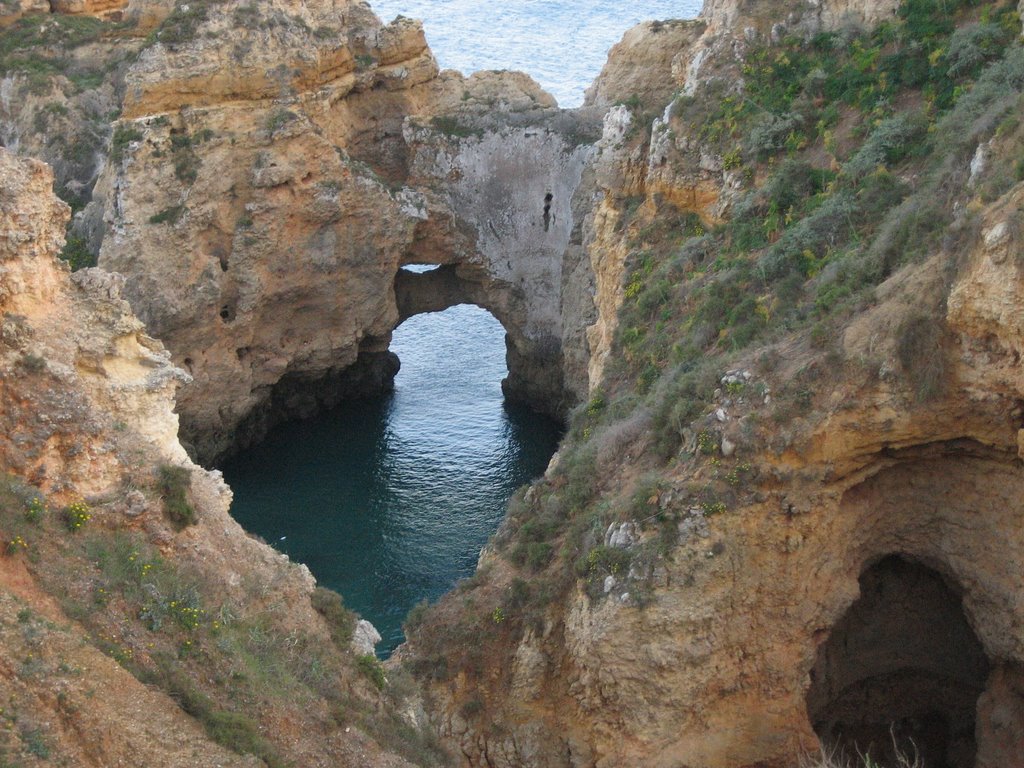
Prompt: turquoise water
<box><xmin>221</xmin><ymin>304</ymin><xmax>562</xmax><ymax>656</ymax></box>
<box><xmin>369</xmin><ymin>0</ymin><xmax>704</xmax><ymax>106</ymax></box>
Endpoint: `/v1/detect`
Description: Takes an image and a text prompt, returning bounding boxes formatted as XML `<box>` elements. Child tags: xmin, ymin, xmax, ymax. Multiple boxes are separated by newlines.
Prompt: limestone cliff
<box><xmin>80</xmin><ymin>0</ymin><xmax>604</xmax><ymax>462</ymax></box>
<box><xmin>398</xmin><ymin>1</ymin><xmax>1024</xmax><ymax>767</ymax></box>
<box><xmin>6</xmin><ymin>0</ymin><xmax>1024</xmax><ymax>766</ymax></box>
<box><xmin>0</xmin><ymin>147</ymin><xmax>435</xmax><ymax>767</ymax></box>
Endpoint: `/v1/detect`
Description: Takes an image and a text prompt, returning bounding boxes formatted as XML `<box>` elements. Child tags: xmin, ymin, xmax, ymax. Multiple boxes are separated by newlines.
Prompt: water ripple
<box><xmin>368</xmin><ymin>0</ymin><xmax>704</xmax><ymax>107</ymax></box>
<box><xmin>222</xmin><ymin>305</ymin><xmax>561</xmax><ymax>656</ymax></box>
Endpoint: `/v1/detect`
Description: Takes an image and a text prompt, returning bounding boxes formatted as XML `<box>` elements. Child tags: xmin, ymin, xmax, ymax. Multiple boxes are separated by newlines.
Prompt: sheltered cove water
<box><xmin>222</xmin><ymin>305</ymin><xmax>562</xmax><ymax>656</ymax></box>
<box><xmin>221</xmin><ymin>0</ymin><xmax>704</xmax><ymax>658</ymax></box>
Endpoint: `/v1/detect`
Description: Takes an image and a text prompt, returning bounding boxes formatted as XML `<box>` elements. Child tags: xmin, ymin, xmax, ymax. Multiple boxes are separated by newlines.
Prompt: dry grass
<box><xmin>800</xmin><ymin>733</ymin><xmax>923</xmax><ymax>768</ymax></box>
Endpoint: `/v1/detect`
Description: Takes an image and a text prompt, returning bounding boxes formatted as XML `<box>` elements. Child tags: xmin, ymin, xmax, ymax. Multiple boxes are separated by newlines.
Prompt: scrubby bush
<box><xmin>759</xmin><ymin>192</ymin><xmax>858</xmax><ymax>280</ymax></box>
<box><xmin>356</xmin><ymin>653</ymin><xmax>386</xmax><ymax>689</ymax></box>
<box><xmin>744</xmin><ymin>111</ymin><xmax>804</xmax><ymax>159</ymax></box>
<box><xmin>110</xmin><ymin>125</ymin><xmax>143</xmax><ymax>165</ymax></box>
<box><xmin>59</xmin><ymin>234</ymin><xmax>96</xmax><ymax>270</ymax></box>
<box><xmin>153</xmin><ymin>0</ymin><xmax>214</xmax><ymax>47</ymax></box>
<box><xmin>310</xmin><ymin>586</ymin><xmax>356</xmax><ymax>647</ymax></box>
<box><xmin>946</xmin><ymin>22</ymin><xmax>1012</xmax><ymax>79</ymax></box>
<box><xmin>144</xmin><ymin>659</ymin><xmax>283</xmax><ymax>765</ymax></box>
<box><xmin>842</xmin><ymin>113</ymin><xmax>927</xmax><ymax>179</ymax></box>
<box><xmin>157</xmin><ymin>464</ymin><xmax>195</xmax><ymax>528</ymax></box>
<box><xmin>61</xmin><ymin>500</ymin><xmax>91</xmax><ymax>532</ymax></box>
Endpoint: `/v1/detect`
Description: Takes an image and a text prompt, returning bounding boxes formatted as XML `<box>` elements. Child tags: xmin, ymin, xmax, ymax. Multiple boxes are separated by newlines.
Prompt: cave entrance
<box><xmin>806</xmin><ymin>555</ymin><xmax>990</xmax><ymax>768</ymax></box>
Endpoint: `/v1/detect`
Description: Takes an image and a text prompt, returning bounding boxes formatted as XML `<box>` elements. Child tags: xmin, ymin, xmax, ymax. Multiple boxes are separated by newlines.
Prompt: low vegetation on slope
<box><xmin>405</xmin><ymin>0</ymin><xmax>1024</xmax><ymax>699</ymax></box>
<box><xmin>0</xmin><ymin>474</ymin><xmax>446</xmax><ymax>766</ymax></box>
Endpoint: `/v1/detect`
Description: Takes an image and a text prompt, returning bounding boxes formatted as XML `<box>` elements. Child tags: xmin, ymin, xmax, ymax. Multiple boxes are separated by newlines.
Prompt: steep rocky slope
<box><xmin>0</xmin><ymin>147</ymin><xmax>439</xmax><ymax>767</ymax></box>
<box><xmin>5</xmin><ymin>0</ymin><xmax>1024</xmax><ymax>766</ymax></box>
<box><xmin>397</xmin><ymin>1</ymin><xmax>1024</xmax><ymax>767</ymax></box>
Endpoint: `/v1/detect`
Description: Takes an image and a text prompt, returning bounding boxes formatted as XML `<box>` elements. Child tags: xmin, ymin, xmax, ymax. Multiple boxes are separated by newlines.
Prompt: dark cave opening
<box><xmin>806</xmin><ymin>555</ymin><xmax>990</xmax><ymax>768</ymax></box>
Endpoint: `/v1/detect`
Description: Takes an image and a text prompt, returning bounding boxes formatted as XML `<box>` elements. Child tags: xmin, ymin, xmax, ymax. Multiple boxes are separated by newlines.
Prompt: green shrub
<box><xmin>356</xmin><ymin>654</ymin><xmax>386</xmax><ymax>689</ymax></box>
<box><xmin>310</xmin><ymin>586</ymin><xmax>356</xmax><ymax>647</ymax></box>
<box><xmin>173</xmin><ymin>152</ymin><xmax>199</xmax><ymax>184</ymax></box>
<box><xmin>23</xmin><ymin>496</ymin><xmax>46</xmax><ymax>524</ymax></box>
<box><xmin>744</xmin><ymin>111</ymin><xmax>804</xmax><ymax>159</ymax></box>
<box><xmin>154</xmin><ymin>0</ymin><xmax>212</xmax><ymax>47</ymax></box>
<box><xmin>0</xmin><ymin>14</ymin><xmax>107</xmax><ymax>77</ymax></box>
<box><xmin>110</xmin><ymin>124</ymin><xmax>144</xmax><ymax>165</ymax></box>
<box><xmin>842</xmin><ymin>113</ymin><xmax>927</xmax><ymax>179</ymax></box>
<box><xmin>947</xmin><ymin>22</ymin><xmax>1012</xmax><ymax>79</ymax></box>
<box><xmin>149</xmin><ymin>205</ymin><xmax>185</xmax><ymax>225</ymax></box>
<box><xmin>576</xmin><ymin>545</ymin><xmax>631</xmax><ymax>580</ymax></box>
<box><xmin>157</xmin><ymin>465</ymin><xmax>196</xmax><ymax>528</ymax></box>
<box><xmin>18</xmin><ymin>353</ymin><xmax>46</xmax><ymax>373</ymax></box>
<box><xmin>61</xmin><ymin>500</ymin><xmax>91</xmax><ymax>532</ymax></box>
<box><xmin>759</xmin><ymin>192</ymin><xmax>858</xmax><ymax>280</ymax></box>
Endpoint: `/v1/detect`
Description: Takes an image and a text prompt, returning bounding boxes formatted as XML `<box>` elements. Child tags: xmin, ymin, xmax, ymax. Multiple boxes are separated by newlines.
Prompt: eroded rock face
<box><xmin>414</xmin><ymin>238</ymin><xmax>1024</xmax><ymax>768</ymax></box>
<box><xmin>95</xmin><ymin>0</ymin><xmax>597</xmax><ymax>462</ymax></box>
<box><xmin>0</xmin><ymin>146</ymin><xmax>432</xmax><ymax>768</ymax></box>
<box><xmin>404</xmin><ymin>108</ymin><xmax>601</xmax><ymax>408</ymax></box>
<box><xmin>0</xmin><ymin>148</ymin><xmax>189</xmax><ymax>492</ymax></box>
<box><xmin>398</xmin><ymin>2</ymin><xmax>1024</xmax><ymax>765</ymax></box>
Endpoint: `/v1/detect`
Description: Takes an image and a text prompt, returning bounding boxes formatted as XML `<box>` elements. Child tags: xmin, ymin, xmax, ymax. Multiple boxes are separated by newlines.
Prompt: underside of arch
<box><xmin>393</xmin><ymin>265</ymin><xmax>568</xmax><ymax>419</ymax></box>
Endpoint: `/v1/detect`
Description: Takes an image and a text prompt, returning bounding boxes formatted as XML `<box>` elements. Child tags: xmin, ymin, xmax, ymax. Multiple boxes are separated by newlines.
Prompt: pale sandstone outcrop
<box><xmin>50</xmin><ymin>0</ymin><xmax>130</xmax><ymax>17</ymax></box>
<box><xmin>97</xmin><ymin>0</ymin><xmax>598</xmax><ymax>462</ymax></box>
<box><xmin>0</xmin><ymin>0</ymin><xmax>131</xmax><ymax>26</ymax></box>
<box><xmin>0</xmin><ymin>148</ymin><xmax>188</xmax><ymax>492</ymax></box>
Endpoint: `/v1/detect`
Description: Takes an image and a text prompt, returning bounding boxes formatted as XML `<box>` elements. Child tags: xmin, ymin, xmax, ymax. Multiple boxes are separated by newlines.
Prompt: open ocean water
<box><xmin>369</xmin><ymin>0</ymin><xmax>705</xmax><ymax>107</ymax></box>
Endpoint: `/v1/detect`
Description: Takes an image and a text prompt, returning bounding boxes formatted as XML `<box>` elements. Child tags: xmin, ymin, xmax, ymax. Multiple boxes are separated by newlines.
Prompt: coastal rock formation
<box><xmin>92</xmin><ymin>0</ymin><xmax>599</xmax><ymax>461</ymax></box>
<box><xmin>6</xmin><ymin>0</ymin><xmax>1024</xmax><ymax>766</ymax></box>
<box><xmin>0</xmin><ymin>144</ymin><xmax>436</xmax><ymax>767</ymax></box>
<box><xmin>397</xmin><ymin>1</ymin><xmax>1024</xmax><ymax>766</ymax></box>
<box><xmin>0</xmin><ymin>148</ymin><xmax>188</xmax><ymax>492</ymax></box>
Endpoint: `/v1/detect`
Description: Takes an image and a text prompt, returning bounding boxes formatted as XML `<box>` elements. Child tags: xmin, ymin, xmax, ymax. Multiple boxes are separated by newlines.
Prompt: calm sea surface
<box><xmin>368</xmin><ymin>0</ymin><xmax>704</xmax><ymax>107</ymax></box>
<box><xmin>223</xmin><ymin>1</ymin><xmax>704</xmax><ymax>656</ymax></box>
<box><xmin>222</xmin><ymin>305</ymin><xmax>562</xmax><ymax>656</ymax></box>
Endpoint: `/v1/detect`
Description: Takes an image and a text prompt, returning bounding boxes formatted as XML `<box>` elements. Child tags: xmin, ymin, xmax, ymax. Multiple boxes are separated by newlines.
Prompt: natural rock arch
<box><xmin>394</xmin><ymin>263</ymin><xmax>565</xmax><ymax>414</ymax></box>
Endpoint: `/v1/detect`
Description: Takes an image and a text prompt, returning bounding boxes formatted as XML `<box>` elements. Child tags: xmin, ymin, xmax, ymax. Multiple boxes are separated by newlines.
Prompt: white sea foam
<box><xmin>367</xmin><ymin>0</ymin><xmax>704</xmax><ymax>107</ymax></box>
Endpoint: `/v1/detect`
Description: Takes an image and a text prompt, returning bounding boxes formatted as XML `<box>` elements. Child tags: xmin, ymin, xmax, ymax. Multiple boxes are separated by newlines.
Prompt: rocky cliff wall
<box><xmin>398</xmin><ymin>1</ymin><xmax>1024</xmax><ymax>766</ymax></box>
<box><xmin>85</xmin><ymin>0</ymin><xmax>602</xmax><ymax>462</ymax></box>
<box><xmin>0</xmin><ymin>145</ymin><xmax>437</xmax><ymax>767</ymax></box>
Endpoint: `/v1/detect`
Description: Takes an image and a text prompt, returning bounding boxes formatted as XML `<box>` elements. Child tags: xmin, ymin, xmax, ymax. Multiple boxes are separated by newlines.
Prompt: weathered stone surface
<box><xmin>353</xmin><ymin>618</ymin><xmax>383</xmax><ymax>656</ymax></box>
<box><xmin>0</xmin><ymin>0</ymin><xmax>48</xmax><ymax>26</ymax></box>
<box><xmin>50</xmin><ymin>0</ymin><xmax>129</xmax><ymax>17</ymax></box>
<box><xmin>403</xmin><ymin>110</ymin><xmax>600</xmax><ymax>411</ymax></box>
<box><xmin>0</xmin><ymin>146</ymin><xmax>420</xmax><ymax>768</ymax></box>
<box><xmin>0</xmin><ymin>149</ymin><xmax>190</xmax><ymax>491</ymax></box>
<box><xmin>95</xmin><ymin>0</ymin><xmax>601</xmax><ymax>462</ymax></box>
<box><xmin>400</xmin><ymin>3</ymin><xmax>1024</xmax><ymax>767</ymax></box>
